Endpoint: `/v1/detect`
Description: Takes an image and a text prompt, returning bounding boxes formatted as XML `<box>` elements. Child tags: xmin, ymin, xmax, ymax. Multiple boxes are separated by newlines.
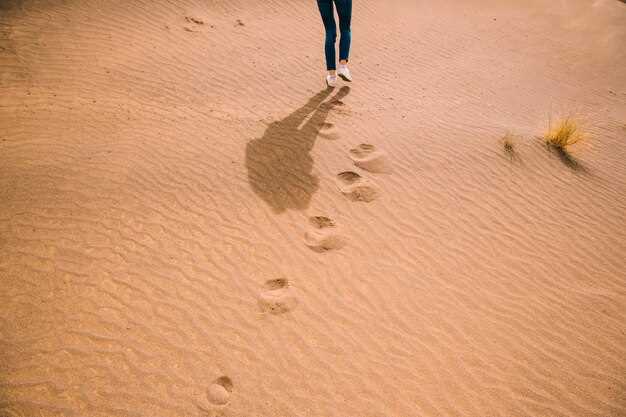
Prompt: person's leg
<box><xmin>317</xmin><ymin>0</ymin><xmax>337</xmax><ymax>73</ymax></box>
<box><xmin>335</xmin><ymin>0</ymin><xmax>352</xmax><ymax>65</ymax></box>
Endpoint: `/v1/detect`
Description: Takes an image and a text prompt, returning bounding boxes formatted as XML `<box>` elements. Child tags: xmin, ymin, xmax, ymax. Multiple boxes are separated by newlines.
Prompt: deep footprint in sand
<box><xmin>318</xmin><ymin>122</ymin><xmax>340</xmax><ymax>140</ymax></box>
<box><xmin>207</xmin><ymin>376</ymin><xmax>233</xmax><ymax>406</ymax></box>
<box><xmin>336</xmin><ymin>171</ymin><xmax>379</xmax><ymax>202</ymax></box>
<box><xmin>349</xmin><ymin>143</ymin><xmax>390</xmax><ymax>173</ymax></box>
<box><xmin>258</xmin><ymin>279</ymin><xmax>298</xmax><ymax>314</ymax></box>
<box><xmin>304</xmin><ymin>216</ymin><xmax>344</xmax><ymax>252</ymax></box>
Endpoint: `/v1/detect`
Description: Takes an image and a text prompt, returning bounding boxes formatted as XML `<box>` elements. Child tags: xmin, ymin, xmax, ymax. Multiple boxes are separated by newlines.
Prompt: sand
<box><xmin>1</xmin><ymin>0</ymin><xmax>626</xmax><ymax>416</ymax></box>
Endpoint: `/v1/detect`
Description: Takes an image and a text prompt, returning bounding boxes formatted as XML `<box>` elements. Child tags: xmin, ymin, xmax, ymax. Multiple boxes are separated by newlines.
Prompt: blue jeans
<box><xmin>317</xmin><ymin>0</ymin><xmax>352</xmax><ymax>71</ymax></box>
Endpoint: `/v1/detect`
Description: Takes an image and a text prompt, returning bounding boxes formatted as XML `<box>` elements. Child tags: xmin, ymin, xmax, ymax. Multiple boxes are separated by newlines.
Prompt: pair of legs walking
<box><xmin>317</xmin><ymin>0</ymin><xmax>352</xmax><ymax>86</ymax></box>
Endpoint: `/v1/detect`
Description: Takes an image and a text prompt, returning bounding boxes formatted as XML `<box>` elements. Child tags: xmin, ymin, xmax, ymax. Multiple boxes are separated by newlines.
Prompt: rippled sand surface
<box><xmin>2</xmin><ymin>1</ymin><xmax>626</xmax><ymax>416</ymax></box>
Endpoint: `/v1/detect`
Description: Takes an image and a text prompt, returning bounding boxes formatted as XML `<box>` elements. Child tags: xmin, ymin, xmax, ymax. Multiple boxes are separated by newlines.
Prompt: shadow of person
<box><xmin>246</xmin><ymin>86</ymin><xmax>350</xmax><ymax>213</ymax></box>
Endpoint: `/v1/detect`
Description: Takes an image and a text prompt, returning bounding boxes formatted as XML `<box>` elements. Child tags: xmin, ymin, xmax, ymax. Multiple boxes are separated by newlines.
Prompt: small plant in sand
<box><xmin>544</xmin><ymin>118</ymin><xmax>583</xmax><ymax>150</ymax></box>
<box><xmin>543</xmin><ymin>117</ymin><xmax>585</xmax><ymax>169</ymax></box>
<box><xmin>502</xmin><ymin>133</ymin><xmax>516</xmax><ymax>160</ymax></box>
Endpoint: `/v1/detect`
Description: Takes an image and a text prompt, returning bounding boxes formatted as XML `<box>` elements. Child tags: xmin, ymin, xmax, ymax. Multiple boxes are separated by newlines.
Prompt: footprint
<box><xmin>309</xmin><ymin>216</ymin><xmax>335</xmax><ymax>228</ymax></box>
<box><xmin>207</xmin><ymin>376</ymin><xmax>233</xmax><ymax>406</ymax></box>
<box><xmin>349</xmin><ymin>144</ymin><xmax>390</xmax><ymax>173</ymax></box>
<box><xmin>304</xmin><ymin>216</ymin><xmax>344</xmax><ymax>252</ymax></box>
<box><xmin>318</xmin><ymin>122</ymin><xmax>340</xmax><ymax>140</ymax></box>
<box><xmin>336</xmin><ymin>171</ymin><xmax>379</xmax><ymax>202</ymax></box>
<box><xmin>258</xmin><ymin>279</ymin><xmax>298</xmax><ymax>314</ymax></box>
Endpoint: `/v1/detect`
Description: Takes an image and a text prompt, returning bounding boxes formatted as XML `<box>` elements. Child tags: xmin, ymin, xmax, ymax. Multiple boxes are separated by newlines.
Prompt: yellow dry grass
<box><xmin>544</xmin><ymin>118</ymin><xmax>584</xmax><ymax>149</ymax></box>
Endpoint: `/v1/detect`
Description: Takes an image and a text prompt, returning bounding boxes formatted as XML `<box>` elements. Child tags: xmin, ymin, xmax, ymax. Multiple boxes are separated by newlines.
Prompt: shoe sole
<box><xmin>338</xmin><ymin>73</ymin><xmax>352</xmax><ymax>82</ymax></box>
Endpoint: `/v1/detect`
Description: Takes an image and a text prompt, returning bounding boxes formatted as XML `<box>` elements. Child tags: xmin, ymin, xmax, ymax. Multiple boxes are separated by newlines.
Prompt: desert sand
<box><xmin>2</xmin><ymin>0</ymin><xmax>626</xmax><ymax>416</ymax></box>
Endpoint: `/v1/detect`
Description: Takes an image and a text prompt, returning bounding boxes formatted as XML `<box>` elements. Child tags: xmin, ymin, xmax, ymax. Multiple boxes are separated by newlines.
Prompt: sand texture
<box><xmin>2</xmin><ymin>0</ymin><xmax>626</xmax><ymax>416</ymax></box>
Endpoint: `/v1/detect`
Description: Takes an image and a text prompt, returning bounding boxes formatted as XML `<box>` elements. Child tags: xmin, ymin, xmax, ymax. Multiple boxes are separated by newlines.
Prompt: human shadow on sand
<box><xmin>246</xmin><ymin>86</ymin><xmax>350</xmax><ymax>213</ymax></box>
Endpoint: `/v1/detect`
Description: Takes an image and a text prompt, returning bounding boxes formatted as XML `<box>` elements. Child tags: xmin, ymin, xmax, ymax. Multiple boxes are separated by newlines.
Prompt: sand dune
<box><xmin>1</xmin><ymin>0</ymin><xmax>626</xmax><ymax>416</ymax></box>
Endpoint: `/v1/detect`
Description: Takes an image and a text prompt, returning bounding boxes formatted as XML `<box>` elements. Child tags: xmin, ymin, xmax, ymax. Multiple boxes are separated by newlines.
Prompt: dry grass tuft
<box><xmin>501</xmin><ymin>133</ymin><xmax>520</xmax><ymax>161</ymax></box>
<box><xmin>544</xmin><ymin>118</ymin><xmax>583</xmax><ymax>150</ymax></box>
<box><xmin>542</xmin><ymin>117</ymin><xmax>587</xmax><ymax>170</ymax></box>
<box><xmin>503</xmin><ymin>134</ymin><xmax>515</xmax><ymax>158</ymax></box>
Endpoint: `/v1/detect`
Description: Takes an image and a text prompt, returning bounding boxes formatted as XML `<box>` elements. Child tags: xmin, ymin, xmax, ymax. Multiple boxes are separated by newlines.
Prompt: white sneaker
<box><xmin>326</xmin><ymin>75</ymin><xmax>337</xmax><ymax>88</ymax></box>
<box><xmin>337</xmin><ymin>65</ymin><xmax>352</xmax><ymax>82</ymax></box>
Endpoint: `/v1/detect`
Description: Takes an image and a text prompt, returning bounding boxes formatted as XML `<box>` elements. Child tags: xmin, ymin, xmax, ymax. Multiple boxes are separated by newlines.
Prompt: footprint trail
<box><xmin>349</xmin><ymin>143</ymin><xmax>391</xmax><ymax>173</ymax></box>
<box><xmin>304</xmin><ymin>216</ymin><xmax>344</xmax><ymax>252</ymax></box>
<box><xmin>258</xmin><ymin>279</ymin><xmax>298</xmax><ymax>314</ymax></box>
<box><xmin>336</xmin><ymin>171</ymin><xmax>379</xmax><ymax>202</ymax></box>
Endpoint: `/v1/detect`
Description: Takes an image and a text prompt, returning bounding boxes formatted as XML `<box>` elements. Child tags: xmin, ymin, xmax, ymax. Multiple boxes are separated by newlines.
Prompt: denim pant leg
<box><xmin>335</xmin><ymin>0</ymin><xmax>352</xmax><ymax>62</ymax></box>
<box><xmin>317</xmin><ymin>0</ymin><xmax>337</xmax><ymax>70</ymax></box>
